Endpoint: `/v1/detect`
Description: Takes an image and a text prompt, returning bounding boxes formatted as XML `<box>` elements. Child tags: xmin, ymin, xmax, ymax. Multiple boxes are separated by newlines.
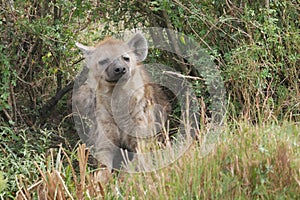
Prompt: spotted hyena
<box><xmin>73</xmin><ymin>33</ymin><xmax>170</xmax><ymax>170</ymax></box>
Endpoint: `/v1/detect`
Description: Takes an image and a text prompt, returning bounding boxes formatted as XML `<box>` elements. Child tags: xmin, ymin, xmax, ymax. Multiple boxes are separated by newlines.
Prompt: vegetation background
<box><xmin>0</xmin><ymin>0</ymin><xmax>299</xmax><ymax>199</ymax></box>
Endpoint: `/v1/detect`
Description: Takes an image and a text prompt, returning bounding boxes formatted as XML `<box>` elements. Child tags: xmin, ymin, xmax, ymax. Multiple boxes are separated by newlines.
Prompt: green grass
<box><xmin>0</xmin><ymin>172</ymin><xmax>6</xmax><ymax>193</ymax></box>
<box><xmin>111</xmin><ymin>122</ymin><xmax>300</xmax><ymax>200</ymax></box>
<box><xmin>7</xmin><ymin>121</ymin><xmax>300</xmax><ymax>199</ymax></box>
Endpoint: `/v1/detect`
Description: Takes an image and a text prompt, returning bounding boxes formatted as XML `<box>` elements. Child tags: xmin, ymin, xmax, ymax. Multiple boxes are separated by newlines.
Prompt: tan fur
<box><xmin>74</xmin><ymin>34</ymin><xmax>170</xmax><ymax>169</ymax></box>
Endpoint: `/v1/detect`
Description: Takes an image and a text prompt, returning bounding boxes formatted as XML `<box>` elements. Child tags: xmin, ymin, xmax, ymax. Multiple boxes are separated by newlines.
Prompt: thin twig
<box><xmin>162</xmin><ymin>70</ymin><xmax>204</xmax><ymax>80</ymax></box>
<box><xmin>9</xmin><ymin>83</ymin><xmax>17</xmax><ymax>123</ymax></box>
<box><xmin>2</xmin><ymin>108</ymin><xmax>12</xmax><ymax>122</ymax></box>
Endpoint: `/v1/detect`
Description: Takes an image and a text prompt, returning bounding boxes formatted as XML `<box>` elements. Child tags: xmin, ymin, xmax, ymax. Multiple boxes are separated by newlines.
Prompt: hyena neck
<box><xmin>125</xmin><ymin>67</ymin><xmax>147</xmax><ymax>89</ymax></box>
<box><xmin>98</xmin><ymin>67</ymin><xmax>147</xmax><ymax>114</ymax></box>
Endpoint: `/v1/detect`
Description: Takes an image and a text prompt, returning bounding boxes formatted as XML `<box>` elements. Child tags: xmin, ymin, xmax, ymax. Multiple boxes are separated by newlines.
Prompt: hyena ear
<box><xmin>75</xmin><ymin>42</ymin><xmax>95</xmax><ymax>57</ymax></box>
<box><xmin>127</xmin><ymin>33</ymin><xmax>148</xmax><ymax>62</ymax></box>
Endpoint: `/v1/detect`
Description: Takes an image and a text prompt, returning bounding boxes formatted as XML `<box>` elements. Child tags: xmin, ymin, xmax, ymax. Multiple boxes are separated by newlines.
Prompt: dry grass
<box><xmin>16</xmin><ymin>144</ymin><xmax>105</xmax><ymax>200</ymax></box>
<box><xmin>15</xmin><ymin>122</ymin><xmax>300</xmax><ymax>199</ymax></box>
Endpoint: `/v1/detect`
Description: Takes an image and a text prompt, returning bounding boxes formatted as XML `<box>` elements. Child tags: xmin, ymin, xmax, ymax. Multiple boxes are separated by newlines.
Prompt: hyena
<box><xmin>73</xmin><ymin>33</ymin><xmax>170</xmax><ymax>170</ymax></box>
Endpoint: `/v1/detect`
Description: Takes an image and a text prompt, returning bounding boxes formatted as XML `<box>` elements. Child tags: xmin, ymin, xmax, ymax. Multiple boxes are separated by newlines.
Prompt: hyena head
<box><xmin>76</xmin><ymin>33</ymin><xmax>148</xmax><ymax>85</ymax></box>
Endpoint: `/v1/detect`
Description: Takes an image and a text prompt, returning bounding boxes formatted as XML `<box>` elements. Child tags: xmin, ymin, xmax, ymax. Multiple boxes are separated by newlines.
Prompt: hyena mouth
<box><xmin>105</xmin><ymin>72</ymin><xmax>130</xmax><ymax>83</ymax></box>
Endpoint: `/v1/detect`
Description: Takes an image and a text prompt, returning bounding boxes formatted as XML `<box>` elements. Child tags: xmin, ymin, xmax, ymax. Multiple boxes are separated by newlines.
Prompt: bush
<box><xmin>0</xmin><ymin>126</ymin><xmax>51</xmax><ymax>198</ymax></box>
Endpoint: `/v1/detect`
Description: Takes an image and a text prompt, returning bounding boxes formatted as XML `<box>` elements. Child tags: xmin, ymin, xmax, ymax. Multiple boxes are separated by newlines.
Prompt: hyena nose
<box><xmin>114</xmin><ymin>66</ymin><xmax>127</xmax><ymax>75</ymax></box>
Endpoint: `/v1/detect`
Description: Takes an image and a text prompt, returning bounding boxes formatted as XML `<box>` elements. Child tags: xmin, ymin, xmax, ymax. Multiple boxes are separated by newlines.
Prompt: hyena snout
<box><xmin>106</xmin><ymin>60</ymin><xmax>129</xmax><ymax>82</ymax></box>
<box><xmin>113</xmin><ymin>66</ymin><xmax>127</xmax><ymax>75</ymax></box>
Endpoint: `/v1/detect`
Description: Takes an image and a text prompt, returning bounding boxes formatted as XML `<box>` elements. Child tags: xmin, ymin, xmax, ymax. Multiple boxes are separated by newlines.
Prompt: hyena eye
<box><xmin>98</xmin><ymin>59</ymin><xmax>109</xmax><ymax>65</ymax></box>
<box><xmin>122</xmin><ymin>55</ymin><xmax>130</xmax><ymax>62</ymax></box>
